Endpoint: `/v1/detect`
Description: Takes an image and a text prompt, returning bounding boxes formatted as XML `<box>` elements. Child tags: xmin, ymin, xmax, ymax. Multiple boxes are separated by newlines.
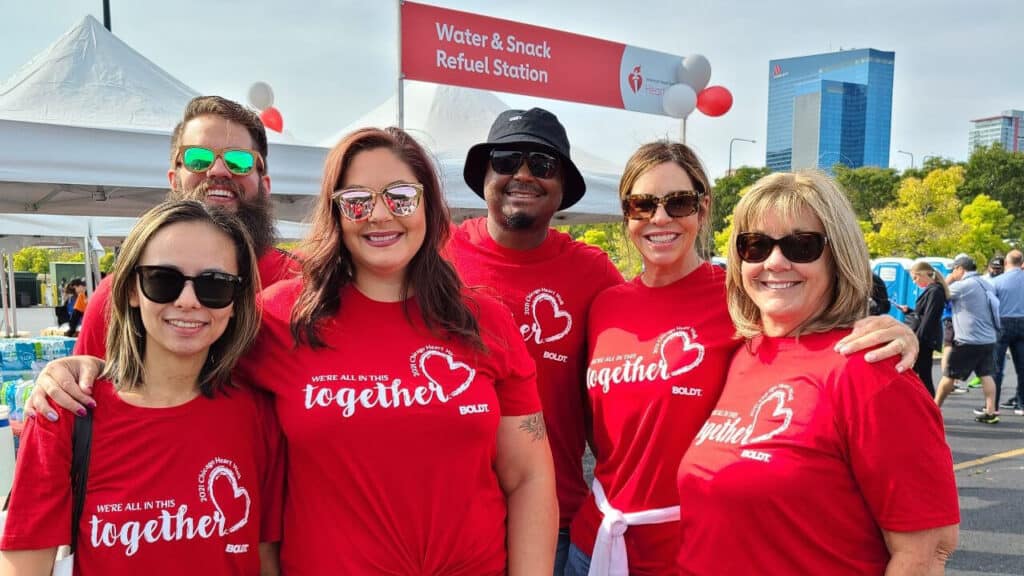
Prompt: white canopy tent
<box><xmin>0</xmin><ymin>15</ymin><xmax>326</xmax><ymax>223</ymax></box>
<box><xmin>326</xmin><ymin>83</ymin><xmax>624</xmax><ymax>224</ymax></box>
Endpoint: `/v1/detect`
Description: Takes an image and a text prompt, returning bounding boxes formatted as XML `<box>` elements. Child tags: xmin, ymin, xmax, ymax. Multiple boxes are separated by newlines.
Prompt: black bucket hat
<box><xmin>463</xmin><ymin>108</ymin><xmax>586</xmax><ymax>211</ymax></box>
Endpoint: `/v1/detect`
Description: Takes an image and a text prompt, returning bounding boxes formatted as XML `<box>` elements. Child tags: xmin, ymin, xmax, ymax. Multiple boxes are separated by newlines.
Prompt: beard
<box><xmin>497</xmin><ymin>180</ymin><xmax>546</xmax><ymax>231</ymax></box>
<box><xmin>171</xmin><ymin>174</ymin><xmax>277</xmax><ymax>256</ymax></box>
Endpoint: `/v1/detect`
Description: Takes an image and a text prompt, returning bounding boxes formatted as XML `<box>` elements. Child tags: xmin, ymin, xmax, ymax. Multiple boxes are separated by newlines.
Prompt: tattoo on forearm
<box><xmin>519</xmin><ymin>412</ymin><xmax>547</xmax><ymax>441</ymax></box>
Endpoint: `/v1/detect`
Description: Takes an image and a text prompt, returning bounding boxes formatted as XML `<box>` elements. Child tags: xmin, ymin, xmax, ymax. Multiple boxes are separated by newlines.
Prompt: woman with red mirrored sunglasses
<box><xmin>566</xmin><ymin>144</ymin><xmax>921</xmax><ymax>576</ymax></box>
<box><xmin>0</xmin><ymin>201</ymin><xmax>283</xmax><ymax>575</ymax></box>
<box><xmin>677</xmin><ymin>172</ymin><xmax>959</xmax><ymax>574</ymax></box>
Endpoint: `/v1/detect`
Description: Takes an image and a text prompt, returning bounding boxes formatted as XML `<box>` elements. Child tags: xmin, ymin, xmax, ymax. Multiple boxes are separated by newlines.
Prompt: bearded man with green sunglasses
<box><xmin>69</xmin><ymin>95</ymin><xmax>300</xmax><ymax>361</ymax></box>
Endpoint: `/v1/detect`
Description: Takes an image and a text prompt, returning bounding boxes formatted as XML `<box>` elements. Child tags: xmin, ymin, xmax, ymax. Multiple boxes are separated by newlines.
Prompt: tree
<box><xmin>832</xmin><ymin>164</ymin><xmax>901</xmax><ymax>224</ymax></box>
<box><xmin>559</xmin><ymin>222</ymin><xmax>642</xmax><ymax>278</ymax></box>
<box><xmin>900</xmin><ymin>156</ymin><xmax>962</xmax><ymax>181</ymax></box>
<box><xmin>12</xmin><ymin>247</ymin><xmax>51</xmax><ymax>273</ymax></box>
<box><xmin>959</xmin><ymin>144</ymin><xmax>1024</xmax><ymax>240</ymax></box>
<box><xmin>866</xmin><ymin>167</ymin><xmax>965</xmax><ymax>258</ymax></box>
<box><xmin>99</xmin><ymin>251</ymin><xmax>116</xmax><ymax>274</ymax></box>
<box><xmin>711</xmin><ymin>166</ymin><xmax>772</xmax><ymax>235</ymax></box>
<box><xmin>957</xmin><ymin>194</ymin><xmax>1013</xmax><ymax>264</ymax></box>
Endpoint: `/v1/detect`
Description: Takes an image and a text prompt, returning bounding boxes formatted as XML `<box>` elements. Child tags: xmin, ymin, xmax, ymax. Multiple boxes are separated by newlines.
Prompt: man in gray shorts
<box><xmin>935</xmin><ymin>255</ymin><xmax>1000</xmax><ymax>423</ymax></box>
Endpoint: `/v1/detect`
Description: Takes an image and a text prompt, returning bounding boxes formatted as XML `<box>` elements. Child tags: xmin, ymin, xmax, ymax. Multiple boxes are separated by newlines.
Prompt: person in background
<box><xmin>935</xmin><ymin>255</ymin><xmax>1001</xmax><ymax>424</ymax></box>
<box><xmin>0</xmin><ymin>201</ymin><xmax>283</xmax><ymax>575</ymax></box>
<box><xmin>991</xmin><ymin>249</ymin><xmax>1024</xmax><ymax>415</ymax></box>
<box><xmin>897</xmin><ymin>262</ymin><xmax>950</xmax><ymax>395</ymax></box>
<box><xmin>677</xmin><ymin>171</ymin><xmax>959</xmax><ymax>575</ymax></box>
<box><xmin>983</xmin><ymin>256</ymin><xmax>1004</xmax><ymax>282</ymax></box>
<box><xmin>64</xmin><ymin>280</ymin><xmax>87</xmax><ymax>337</ymax></box>
<box><xmin>869</xmin><ymin>273</ymin><xmax>890</xmax><ymax>316</ymax></box>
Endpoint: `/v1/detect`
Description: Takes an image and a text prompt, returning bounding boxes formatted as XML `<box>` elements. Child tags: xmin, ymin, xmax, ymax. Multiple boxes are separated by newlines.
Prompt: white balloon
<box><xmin>677</xmin><ymin>54</ymin><xmax>712</xmax><ymax>92</ymax></box>
<box><xmin>662</xmin><ymin>83</ymin><xmax>697</xmax><ymax>118</ymax></box>
<box><xmin>248</xmin><ymin>82</ymin><xmax>274</xmax><ymax>111</ymax></box>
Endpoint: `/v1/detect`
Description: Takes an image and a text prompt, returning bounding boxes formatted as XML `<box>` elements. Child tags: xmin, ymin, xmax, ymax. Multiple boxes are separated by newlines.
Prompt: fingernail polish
<box><xmin>87</xmin><ymin>401</ymin><xmax>97</xmax><ymax>409</ymax></box>
<box><xmin>46</xmin><ymin>412</ymin><xmax>59</xmax><ymax>422</ymax></box>
<box><xmin>77</xmin><ymin>408</ymin><xmax>87</xmax><ymax>417</ymax></box>
<box><xmin>27</xmin><ymin>412</ymin><xmax>36</xmax><ymax>419</ymax></box>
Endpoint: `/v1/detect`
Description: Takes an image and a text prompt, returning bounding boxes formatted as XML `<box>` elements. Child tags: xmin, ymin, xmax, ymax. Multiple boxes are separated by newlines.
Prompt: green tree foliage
<box><xmin>900</xmin><ymin>156</ymin><xmax>962</xmax><ymax>181</ymax></box>
<box><xmin>99</xmin><ymin>251</ymin><xmax>116</xmax><ymax>274</ymax></box>
<box><xmin>959</xmin><ymin>144</ymin><xmax>1024</xmax><ymax>240</ymax></box>
<box><xmin>12</xmin><ymin>247</ymin><xmax>87</xmax><ymax>273</ymax></box>
<box><xmin>958</xmin><ymin>194</ymin><xmax>1013</xmax><ymax>263</ymax></box>
<box><xmin>867</xmin><ymin>167</ymin><xmax>965</xmax><ymax>258</ymax></box>
<box><xmin>558</xmin><ymin>222</ymin><xmax>642</xmax><ymax>279</ymax></box>
<box><xmin>832</xmin><ymin>165</ymin><xmax>901</xmax><ymax>224</ymax></box>
<box><xmin>711</xmin><ymin>166</ymin><xmax>772</xmax><ymax>235</ymax></box>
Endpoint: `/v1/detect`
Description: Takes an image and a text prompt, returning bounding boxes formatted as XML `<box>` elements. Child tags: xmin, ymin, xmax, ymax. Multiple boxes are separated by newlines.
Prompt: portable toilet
<box><xmin>872</xmin><ymin>257</ymin><xmax>915</xmax><ymax>321</ymax></box>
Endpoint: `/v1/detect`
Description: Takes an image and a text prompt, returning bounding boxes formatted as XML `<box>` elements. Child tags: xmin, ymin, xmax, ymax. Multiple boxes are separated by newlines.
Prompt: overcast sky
<box><xmin>3</xmin><ymin>0</ymin><xmax>1021</xmax><ymax>178</ymax></box>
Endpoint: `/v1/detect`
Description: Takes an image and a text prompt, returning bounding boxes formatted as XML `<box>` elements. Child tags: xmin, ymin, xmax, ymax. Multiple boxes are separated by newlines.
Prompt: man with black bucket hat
<box><xmin>449</xmin><ymin>108</ymin><xmax>624</xmax><ymax>574</ymax></box>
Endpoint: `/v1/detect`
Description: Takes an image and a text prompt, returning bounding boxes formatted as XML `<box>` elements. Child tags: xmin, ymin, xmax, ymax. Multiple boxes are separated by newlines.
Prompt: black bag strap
<box><xmin>69</xmin><ymin>411</ymin><xmax>93</xmax><ymax>554</ymax></box>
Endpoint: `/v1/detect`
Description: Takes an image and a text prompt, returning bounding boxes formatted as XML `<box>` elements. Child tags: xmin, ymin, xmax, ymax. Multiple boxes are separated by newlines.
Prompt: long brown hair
<box><xmin>102</xmin><ymin>200</ymin><xmax>262</xmax><ymax>396</ymax></box>
<box><xmin>290</xmin><ymin>127</ymin><xmax>481</xmax><ymax>349</ymax></box>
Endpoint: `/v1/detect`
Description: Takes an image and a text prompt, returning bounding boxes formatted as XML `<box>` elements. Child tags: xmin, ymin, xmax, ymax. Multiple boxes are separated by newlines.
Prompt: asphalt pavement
<box><xmin>940</xmin><ymin>360</ymin><xmax>1024</xmax><ymax>575</ymax></box>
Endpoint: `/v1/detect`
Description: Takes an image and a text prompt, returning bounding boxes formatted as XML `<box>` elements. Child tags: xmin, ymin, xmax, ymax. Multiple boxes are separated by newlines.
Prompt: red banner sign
<box><xmin>401</xmin><ymin>2</ymin><xmax>682</xmax><ymax>116</ymax></box>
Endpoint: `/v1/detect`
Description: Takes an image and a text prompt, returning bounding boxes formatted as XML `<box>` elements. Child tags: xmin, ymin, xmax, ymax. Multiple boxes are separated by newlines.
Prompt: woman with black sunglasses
<box><xmin>565</xmin><ymin>144</ymin><xmax>920</xmax><ymax>576</ymax></box>
<box><xmin>0</xmin><ymin>201</ymin><xmax>283</xmax><ymax>575</ymax></box>
<box><xmin>676</xmin><ymin>172</ymin><xmax>959</xmax><ymax>574</ymax></box>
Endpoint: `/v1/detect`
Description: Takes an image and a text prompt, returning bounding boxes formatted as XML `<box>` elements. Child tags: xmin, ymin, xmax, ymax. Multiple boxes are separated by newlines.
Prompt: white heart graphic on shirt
<box><xmin>656</xmin><ymin>329</ymin><xmax>705</xmax><ymax>377</ymax></box>
<box><xmin>419</xmin><ymin>350</ymin><xmax>476</xmax><ymax>401</ymax></box>
<box><xmin>527</xmin><ymin>293</ymin><xmax>573</xmax><ymax>344</ymax></box>
<box><xmin>207</xmin><ymin>465</ymin><xmax>251</xmax><ymax>535</ymax></box>
<box><xmin>745</xmin><ymin>389</ymin><xmax>793</xmax><ymax>445</ymax></box>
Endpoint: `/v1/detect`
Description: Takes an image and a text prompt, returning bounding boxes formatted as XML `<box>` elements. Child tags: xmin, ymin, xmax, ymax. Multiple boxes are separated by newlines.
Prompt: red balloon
<box><xmin>697</xmin><ymin>86</ymin><xmax>733</xmax><ymax>117</ymax></box>
<box><xmin>260</xmin><ymin>107</ymin><xmax>283</xmax><ymax>132</ymax></box>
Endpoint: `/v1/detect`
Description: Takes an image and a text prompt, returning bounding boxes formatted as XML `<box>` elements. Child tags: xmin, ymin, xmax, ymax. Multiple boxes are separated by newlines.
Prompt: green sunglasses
<box><xmin>177</xmin><ymin>146</ymin><xmax>265</xmax><ymax>176</ymax></box>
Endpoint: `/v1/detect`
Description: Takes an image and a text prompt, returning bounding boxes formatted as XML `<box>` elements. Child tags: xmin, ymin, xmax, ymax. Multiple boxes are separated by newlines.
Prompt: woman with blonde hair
<box><xmin>677</xmin><ymin>171</ymin><xmax>959</xmax><ymax>575</ymax></box>
<box><xmin>1</xmin><ymin>201</ymin><xmax>283</xmax><ymax>575</ymax></box>
<box><xmin>897</xmin><ymin>262</ymin><xmax>950</xmax><ymax>394</ymax></box>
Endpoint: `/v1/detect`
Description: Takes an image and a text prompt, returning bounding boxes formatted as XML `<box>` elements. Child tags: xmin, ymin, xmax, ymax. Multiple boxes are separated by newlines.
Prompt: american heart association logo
<box><xmin>745</xmin><ymin>388</ymin><xmax>794</xmax><ymax>445</ymax></box>
<box><xmin>208</xmin><ymin>466</ymin><xmax>251</xmax><ymax>536</ymax></box>
<box><xmin>418</xmin><ymin>350</ymin><xmax>476</xmax><ymax>401</ymax></box>
<box><xmin>656</xmin><ymin>329</ymin><xmax>705</xmax><ymax>376</ymax></box>
<box><xmin>522</xmin><ymin>293</ymin><xmax>573</xmax><ymax>344</ymax></box>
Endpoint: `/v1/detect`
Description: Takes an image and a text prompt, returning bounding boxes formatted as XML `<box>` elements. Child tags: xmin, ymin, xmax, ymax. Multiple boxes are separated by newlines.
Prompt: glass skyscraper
<box><xmin>766</xmin><ymin>49</ymin><xmax>895</xmax><ymax>172</ymax></box>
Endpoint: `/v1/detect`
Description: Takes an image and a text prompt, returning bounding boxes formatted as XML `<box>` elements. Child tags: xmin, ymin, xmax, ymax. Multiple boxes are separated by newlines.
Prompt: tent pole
<box><xmin>2</xmin><ymin>253</ymin><xmax>16</xmax><ymax>337</ymax></box>
<box><xmin>397</xmin><ymin>0</ymin><xmax>405</xmax><ymax>129</ymax></box>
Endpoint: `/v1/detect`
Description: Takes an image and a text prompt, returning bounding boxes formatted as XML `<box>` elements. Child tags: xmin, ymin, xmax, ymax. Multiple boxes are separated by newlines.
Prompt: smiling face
<box><xmin>625</xmin><ymin>161</ymin><xmax>707</xmax><ymax>283</ymax></box>
<box><xmin>482</xmin><ymin>145</ymin><xmax>564</xmax><ymax>232</ymax></box>
<box><xmin>130</xmin><ymin>220</ymin><xmax>238</xmax><ymax>364</ymax></box>
<box><xmin>168</xmin><ymin>114</ymin><xmax>269</xmax><ymax>211</ymax></box>
<box><xmin>339</xmin><ymin>147</ymin><xmax>427</xmax><ymax>289</ymax></box>
<box><xmin>740</xmin><ymin>208</ymin><xmax>833</xmax><ymax>337</ymax></box>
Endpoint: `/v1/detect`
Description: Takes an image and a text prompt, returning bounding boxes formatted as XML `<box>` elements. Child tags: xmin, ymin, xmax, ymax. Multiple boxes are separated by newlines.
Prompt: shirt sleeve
<box><xmin>0</xmin><ymin>403</ymin><xmax>74</xmax><ymax>550</ymax></box>
<box><xmin>838</xmin><ymin>367</ymin><xmax>960</xmax><ymax>532</ymax></box>
<box><xmin>73</xmin><ymin>277</ymin><xmax>112</xmax><ymax>357</ymax></box>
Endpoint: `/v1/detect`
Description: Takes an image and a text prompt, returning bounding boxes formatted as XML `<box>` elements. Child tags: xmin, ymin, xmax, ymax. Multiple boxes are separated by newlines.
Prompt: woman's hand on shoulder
<box><xmin>836</xmin><ymin>315</ymin><xmax>918</xmax><ymax>373</ymax></box>
<box><xmin>24</xmin><ymin>356</ymin><xmax>104</xmax><ymax>422</ymax></box>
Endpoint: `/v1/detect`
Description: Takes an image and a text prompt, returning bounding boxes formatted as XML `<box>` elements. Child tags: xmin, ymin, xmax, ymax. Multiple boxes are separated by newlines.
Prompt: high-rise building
<box><xmin>968</xmin><ymin>110</ymin><xmax>1023</xmax><ymax>152</ymax></box>
<box><xmin>766</xmin><ymin>49</ymin><xmax>895</xmax><ymax>172</ymax></box>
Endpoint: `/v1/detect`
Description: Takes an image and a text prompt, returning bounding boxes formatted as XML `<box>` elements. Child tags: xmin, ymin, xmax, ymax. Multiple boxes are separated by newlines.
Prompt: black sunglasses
<box><xmin>489</xmin><ymin>150</ymin><xmax>560</xmax><ymax>179</ymax></box>
<box><xmin>135</xmin><ymin>266</ymin><xmax>243</xmax><ymax>309</ymax></box>
<box><xmin>735</xmin><ymin>232</ymin><xmax>829</xmax><ymax>264</ymax></box>
<box><xmin>623</xmin><ymin>190</ymin><xmax>702</xmax><ymax>220</ymax></box>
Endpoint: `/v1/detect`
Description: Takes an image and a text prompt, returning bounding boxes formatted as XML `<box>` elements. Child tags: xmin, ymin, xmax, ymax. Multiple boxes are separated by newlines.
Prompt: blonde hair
<box><xmin>101</xmin><ymin>201</ymin><xmax>262</xmax><ymax>396</ymax></box>
<box><xmin>910</xmin><ymin>261</ymin><xmax>951</xmax><ymax>299</ymax></box>
<box><xmin>726</xmin><ymin>171</ymin><xmax>871</xmax><ymax>338</ymax></box>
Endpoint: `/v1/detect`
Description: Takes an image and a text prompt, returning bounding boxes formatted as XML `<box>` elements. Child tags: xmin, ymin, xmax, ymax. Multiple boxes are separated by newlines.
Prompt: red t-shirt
<box><xmin>570</xmin><ymin>264</ymin><xmax>738</xmax><ymax>574</ymax></box>
<box><xmin>447</xmin><ymin>217</ymin><xmax>623</xmax><ymax>527</ymax></box>
<box><xmin>235</xmin><ymin>280</ymin><xmax>541</xmax><ymax>575</ymax></box>
<box><xmin>74</xmin><ymin>248</ymin><xmax>301</xmax><ymax>357</ymax></box>
<box><xmin>1</xmin><ymin>380</ymin><xmax>284</xmax><ymax>575</ymax></box>
<box><xmin>677</xmin><ymin>330</ymin><xmax>960</xmax><ymax>575</ymax></box>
